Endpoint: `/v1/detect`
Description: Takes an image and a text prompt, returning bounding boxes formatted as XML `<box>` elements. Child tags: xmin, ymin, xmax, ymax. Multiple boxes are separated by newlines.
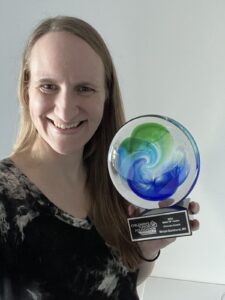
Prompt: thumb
<box><xmin>128</xmin><ymin>204</ymin><xmax>139</xmax><ymax>217</ymax></box>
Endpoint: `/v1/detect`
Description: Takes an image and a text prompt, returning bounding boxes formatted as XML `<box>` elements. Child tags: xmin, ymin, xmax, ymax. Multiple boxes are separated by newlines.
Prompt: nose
<box><xmin>54</xmin><ymin>88</ymin><xmax>79</xmax><ymax>122</ymax></box>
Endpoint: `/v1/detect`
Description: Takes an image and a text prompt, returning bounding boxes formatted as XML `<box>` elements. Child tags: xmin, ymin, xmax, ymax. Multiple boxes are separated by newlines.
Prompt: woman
<box><xmin>0</xmin><ymin>16</ymin><xmax>200</xmax><ymax>299</ymax></box>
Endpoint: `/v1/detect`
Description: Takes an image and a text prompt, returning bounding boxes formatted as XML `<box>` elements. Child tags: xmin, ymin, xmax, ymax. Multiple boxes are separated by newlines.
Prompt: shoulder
<box><xmin>0</xmin><ymin>157</ymin><xmax>39</xmax><ymax>220</ymax></box>
<box><xmin>0</xmin><ymin>158</ymin><xmax>40</xmax><ymax>243</ymax></box>
<box><xmin>0</xmin><ymin>157</ymin><xmax>43</xmax><ymax>214</ymax></box>
<box><xmin>0</xmin><ymin>157</ymin><xmax>21</xmax><ymax>194</ymax></box>
<box><xmin>0</xmin><ymin>157</ymin><xmax>35</xmax><ymax>201</ymax></box>
<box><xmin>0</xmin><ymin>157</ymin><xmax>26</xmax><ymax>211</ymax></box>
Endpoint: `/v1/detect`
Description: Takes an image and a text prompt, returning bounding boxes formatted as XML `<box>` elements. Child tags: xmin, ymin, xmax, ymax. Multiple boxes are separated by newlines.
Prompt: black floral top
<box><xmin>0</xmin><ymin>158</ymin><xmax>139</xmax><ymax>300</ymax></box>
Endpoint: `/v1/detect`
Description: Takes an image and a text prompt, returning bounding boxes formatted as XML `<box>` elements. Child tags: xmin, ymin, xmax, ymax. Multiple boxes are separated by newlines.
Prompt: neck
<box><xmin>11</xmin><ymin>137</ymin><xmax>90</xmax><ymax>218</ymax></box>
<box><xmin>13</xmin><ymin>137</ymin><xmax>86</xmax><ymax>184</ymax></box>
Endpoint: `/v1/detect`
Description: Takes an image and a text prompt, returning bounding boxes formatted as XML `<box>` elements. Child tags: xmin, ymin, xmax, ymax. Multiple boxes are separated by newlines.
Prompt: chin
<box><xmin>50</xmin><ymin>145</ymin><xmax>84</xmax><ymax>157</ymax></box>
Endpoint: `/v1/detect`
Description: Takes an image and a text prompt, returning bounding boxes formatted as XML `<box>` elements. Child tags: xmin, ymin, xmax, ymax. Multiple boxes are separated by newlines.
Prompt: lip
<box><xmin>48</xmin><ymin>119</ymin><xmax>86</xmax><ymax>135</ymax></box>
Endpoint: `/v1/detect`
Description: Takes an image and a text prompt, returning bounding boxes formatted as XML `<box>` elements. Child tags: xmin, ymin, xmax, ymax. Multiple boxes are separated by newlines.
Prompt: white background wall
<box><xmin>1</xmin><ymin>0</ymin><xmax>225</xmax><ymax>297</ymax></box>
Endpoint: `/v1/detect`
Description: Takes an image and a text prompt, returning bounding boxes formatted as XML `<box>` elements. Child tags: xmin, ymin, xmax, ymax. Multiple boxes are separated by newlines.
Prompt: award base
<box><xmin>128</xmin><ymin>199</ymin><xmax>192</xmax><ymax>242</ymax></box>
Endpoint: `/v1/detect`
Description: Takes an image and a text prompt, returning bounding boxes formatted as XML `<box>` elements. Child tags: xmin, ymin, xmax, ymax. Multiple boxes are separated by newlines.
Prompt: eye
<box><xmin>40</xmin><ymin>84</ymin><xmax>58</xmax><ymax>94</ymax></box>
<box><xmin>76</xmin><ymin>85</ymin><xmax>95</xmax><ymax>95</ymax></box>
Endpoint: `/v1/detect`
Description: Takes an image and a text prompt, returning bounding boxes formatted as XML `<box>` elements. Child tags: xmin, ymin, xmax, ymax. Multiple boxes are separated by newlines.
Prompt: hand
<box><xmin>188</xmin><ymin>200</ymin><xmax>200</xmax><ymax>231</ymax></box>
<box><xmin>128</xmin><ymin>200</ymin><xmax>200</xmax><ymax>261</ymax></box>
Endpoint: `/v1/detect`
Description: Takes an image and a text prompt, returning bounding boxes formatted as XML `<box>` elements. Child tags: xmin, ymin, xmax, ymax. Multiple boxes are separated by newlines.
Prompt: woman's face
<box><xmin>28</xmin><ymin>31</ymin><xmax>106</xmax><ymax>155</ymax></box>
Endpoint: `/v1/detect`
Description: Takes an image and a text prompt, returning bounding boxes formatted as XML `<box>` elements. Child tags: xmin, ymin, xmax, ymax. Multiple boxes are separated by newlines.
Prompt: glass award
<box><xmin>108</xmin><ymin>115</ymin><xmax>200</xmax><ymax>241</ymax></box>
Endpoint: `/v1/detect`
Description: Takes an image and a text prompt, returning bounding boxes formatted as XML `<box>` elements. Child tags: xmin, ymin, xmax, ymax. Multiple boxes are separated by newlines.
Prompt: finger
<box><xmin>159</xmin><ymin>198</ymin><xmax>174</xmax><ymax>208</ymax></box>
<box><xmin>189</xmin><ymin>201</ymin><xmax>200</xmax><ymax>214</ymax></box>
<box><xmin>190</xmin><ymin>219</ymin><xmax>200</xmax><ymax>231</ymax></box>
<box><xmin>128</xmin><ymin>205</ymin><xmax>140</xmax><ymax>217</ymax></box>
<box><xmin>127</xmin><ymin>205</ymin><xmax>135</xmax><ymax>217</ymax></box>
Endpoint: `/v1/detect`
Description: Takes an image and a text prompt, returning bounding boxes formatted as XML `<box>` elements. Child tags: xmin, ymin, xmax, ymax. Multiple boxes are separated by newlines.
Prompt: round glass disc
<box><xmin>107</xmin><ymin>115</ymin><xmax>200</xmax><ymax>209</ymax></box>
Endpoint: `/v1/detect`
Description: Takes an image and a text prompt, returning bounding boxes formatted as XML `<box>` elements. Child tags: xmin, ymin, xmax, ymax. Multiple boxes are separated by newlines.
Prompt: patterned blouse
<box><xmin>0</xmin><ymin>158</ymin><xmax>139</xmax><ymax>300</ymax></box>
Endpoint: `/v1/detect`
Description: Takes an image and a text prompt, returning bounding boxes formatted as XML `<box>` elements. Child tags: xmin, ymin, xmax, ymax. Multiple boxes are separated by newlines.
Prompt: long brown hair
<box><xmin>13</xmin><ymin>16</ymin><xmax>141</xmax><ymax>270</ymax></box>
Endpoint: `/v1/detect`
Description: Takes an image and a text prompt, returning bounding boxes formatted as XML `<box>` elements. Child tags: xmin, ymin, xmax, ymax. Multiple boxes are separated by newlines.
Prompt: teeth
<box><xmin>53</xmin><ymin>121</ymin><xmax>81</xmax><ymax>129</ymax></box>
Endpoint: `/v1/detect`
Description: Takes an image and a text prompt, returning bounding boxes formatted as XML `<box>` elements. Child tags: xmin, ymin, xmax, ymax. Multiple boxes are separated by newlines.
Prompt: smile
<box><xmin>53</xmin><ymin>121</ymin><xmax>83</xmax><ymax>129</ymax></box>
<box><xmin>48</xmin><ymin>119</ymin><xmax>84</xmax><ymax>130</ymax></box>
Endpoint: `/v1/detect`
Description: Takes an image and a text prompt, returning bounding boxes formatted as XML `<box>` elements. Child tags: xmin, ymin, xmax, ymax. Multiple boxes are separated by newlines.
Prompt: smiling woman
<box><xmin>0</xmin><ymin>16</ymin><xmax>141</xmax><ymax>300</ymax></box>
<box><xmin>0</xmin><ymin>15</ymin><xmax>199</xmax><ymax>300</ymax></box>
<box><xmin>27</xmin><ymin>31</ymin><xmax>106</xmax><ymax>155</ymax></box>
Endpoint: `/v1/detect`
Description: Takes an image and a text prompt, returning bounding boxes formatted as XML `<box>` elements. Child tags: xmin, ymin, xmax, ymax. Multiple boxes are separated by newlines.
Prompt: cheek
<box><xmin>93</xmin><ymin>95</ymin><xmax>106</xmax><ymax>118</ymax></box>
<box><xmin>92</xmin><ymin>102</ymin><xmax>105</xmax><ymax>122</ymax></box>
<box><xmin>28</xmin><ymin>90</ymin><xmax>50</xmax><ymax>118</ymax></box>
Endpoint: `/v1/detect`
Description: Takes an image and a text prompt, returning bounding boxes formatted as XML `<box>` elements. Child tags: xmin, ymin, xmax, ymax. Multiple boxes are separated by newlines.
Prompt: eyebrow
<box><xmin>34</xmin><ymin>78</ymin><xmax>56</xmax><ymax>83</ymax></box>
<box><xmin>76</xmin><ymin>81</ymin><xmax>99</xmax><ymax>87</ymax></box>
<box><xmin>34</xmin><ymin>78</ymin><xmax>101</xmax><ymax>87</ymax></box>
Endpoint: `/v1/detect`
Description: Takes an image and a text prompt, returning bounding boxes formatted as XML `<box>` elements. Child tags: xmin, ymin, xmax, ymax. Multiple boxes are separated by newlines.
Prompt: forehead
<box><xmin>29</xmin><ymin>31</ymin><xmax>105</xmax><ymax>83</ymax></box>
